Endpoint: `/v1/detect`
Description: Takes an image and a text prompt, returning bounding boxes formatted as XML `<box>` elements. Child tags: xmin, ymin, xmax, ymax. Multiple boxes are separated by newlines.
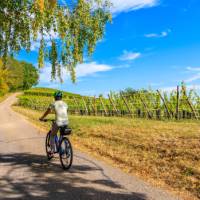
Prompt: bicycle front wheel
<box><xmin>45</xmin><ymin>131</ymin><xmax>53</xmax><ymax>160</ymax></box>
<box><xmin>59</xmin><ymin>137</ymin><xmax>73</xmax><ymax>170</ymax></box>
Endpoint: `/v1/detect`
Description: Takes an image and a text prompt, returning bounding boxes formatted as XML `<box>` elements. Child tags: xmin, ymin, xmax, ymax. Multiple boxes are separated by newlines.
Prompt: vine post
<box><xmin>176</xmin><ymin>86</ymin><xmax>180</xmax><ymax>120</ymax></box>
<box><xmin>157</xmin><ymin>90</ymin><xmax>171</xmax><ymax>119</ymax></box>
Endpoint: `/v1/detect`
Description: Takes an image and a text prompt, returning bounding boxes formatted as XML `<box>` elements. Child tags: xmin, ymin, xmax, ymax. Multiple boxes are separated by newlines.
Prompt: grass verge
<box><xmin>13</xmin><ymin>106</ymin><xmax>200</xmax><ymax>200</ymax></box>
<box><xmin>0</xmin><ymin>93</ymin><xmax>11</xmax><ymax>103</ymax></box>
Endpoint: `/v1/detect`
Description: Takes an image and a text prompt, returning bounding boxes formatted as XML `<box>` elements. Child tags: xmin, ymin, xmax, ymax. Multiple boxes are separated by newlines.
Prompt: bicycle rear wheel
<box><xmin>59</xmin><ymin>137</ymin><xmax>73</xmax><ymax>170</ymax></box>
<box><xmin>45</xmin><ymin>131</ymin><xmax>53</xmax><ymax>160</ymax></box>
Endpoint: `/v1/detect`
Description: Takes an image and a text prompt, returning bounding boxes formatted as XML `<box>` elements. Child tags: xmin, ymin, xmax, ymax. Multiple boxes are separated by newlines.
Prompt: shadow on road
<box><xmin>0</xmin><ymin>153</ymin><xmax>147</xmax><ymax>200</ymax></box>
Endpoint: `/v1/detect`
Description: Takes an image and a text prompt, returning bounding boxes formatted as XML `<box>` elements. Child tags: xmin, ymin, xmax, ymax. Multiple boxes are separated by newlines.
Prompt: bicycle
<box><xmin>42</xmin><ymin>119</ymin><xmax>73</xmax><ymax>170</ymax></box>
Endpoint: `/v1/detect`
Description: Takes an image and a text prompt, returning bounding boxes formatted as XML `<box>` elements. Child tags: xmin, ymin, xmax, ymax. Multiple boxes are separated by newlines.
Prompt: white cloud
<box><xmin>109</xmin><ymin>0</ymin><xmax>158</xmax><ymax>14</ymax></box>
<box><xmin>185</xmin><ymin>67</ymin><xmax>200</xmax><ymax>83</ymax></box>
<box><xmin>145</xmin><ymin>29</ymin><xmax>171</xmax><ymax>38</ymax></box>
<box><xmin>185</xmin><ymin>74</ymin><xmax>200</xmax><ymax>83</ymax></box>
<box><xmin>161</xmin><ymin>86</ymin><xmax>177</xmax><ymax>92</ymax></box>
<box><xmin>119</xmin><ymin>51</ymin><xmax>141</xmax><ymax>61</ymax></box>
<box><xmin>75</xmin><ymin>62</ymin><xmax>112</xmax><ymax>77</ymax></box>
<box><xmin>38</xmin><ymin>63</ymin><xmax>54</xmax><ymax>83</ymax></box>
<box><xmin>187</xmin><ymin>85</ymin><xmax>200</xmax><ymax>90</ymax></box>
<box><xmin>38</xmin><ymin>62</ymin><xmax>112</xmax><ymax>84</ymax></box>
<box><xmin>186</xmin><ymin>66</ymin><xmax>200</xmax><ymax>72</ymax></box>
<box><xmin>81</xmin><ymin>90</ymin><xmax>97</xmax><ymax>96</ymax></box>
<box><xmin>30</xmin><ymin>41</ymin><xmax>40</xmax><ymax>51</ymax></box>
<box><xmin>161</xmin><ymin>85</ymin><xmax>200</xmax><ymax>92</ymax></box>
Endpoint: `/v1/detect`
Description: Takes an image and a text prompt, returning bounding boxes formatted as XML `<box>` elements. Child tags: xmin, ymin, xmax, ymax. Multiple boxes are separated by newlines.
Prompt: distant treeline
<box><xmin>0</xmin><ymin>57</ymin><xmax>39</xmax><ymax>96</ymax></box>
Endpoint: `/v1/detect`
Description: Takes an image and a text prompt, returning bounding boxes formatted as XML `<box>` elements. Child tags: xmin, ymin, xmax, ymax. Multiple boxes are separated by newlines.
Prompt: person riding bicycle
<box><xmin>39</xmin><ymin>91</ymin><xmax>68</xmax><ymax>154</ymax></box>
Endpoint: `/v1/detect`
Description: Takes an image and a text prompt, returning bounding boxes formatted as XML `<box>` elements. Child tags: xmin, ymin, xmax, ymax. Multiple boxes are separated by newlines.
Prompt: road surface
<box><xmin>0</xmin><ymin>94</ymin><xmax>181</xmax><ymax>200</ymax></box>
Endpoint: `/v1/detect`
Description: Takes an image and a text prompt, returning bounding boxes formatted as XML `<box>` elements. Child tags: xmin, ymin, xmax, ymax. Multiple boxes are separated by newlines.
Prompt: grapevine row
<box><xmin>17</xmin><ymin>85</ymin><xmax>200</xmax><ymax>120</ymax></box>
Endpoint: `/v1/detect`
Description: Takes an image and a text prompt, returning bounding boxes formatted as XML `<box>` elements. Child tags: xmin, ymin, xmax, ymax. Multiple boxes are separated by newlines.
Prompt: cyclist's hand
<box><xmin>39</xmin><ymin>118</ymin><xmax>44</xmax><ymax>122</ymax></box>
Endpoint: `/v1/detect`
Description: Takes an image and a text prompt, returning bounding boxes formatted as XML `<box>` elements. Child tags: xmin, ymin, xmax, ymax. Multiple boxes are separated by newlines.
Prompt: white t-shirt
<box><xmin>49</xmin><ymin>100</ymin><xmax>68</xmax><ymax>126</ymax></box>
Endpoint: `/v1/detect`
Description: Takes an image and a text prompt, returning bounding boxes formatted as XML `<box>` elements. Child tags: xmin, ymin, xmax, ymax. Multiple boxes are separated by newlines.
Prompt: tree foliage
<box><xmin>21</xmin><ymin>61</ymin><xmax>39</xmax><ymax>90</ymax></box>
<box><xmin>0</xmin><ymin>57</ymin><xmax>39</xmax><ymax>95</ymax></box>
<box><xmin>6</xmin><ymin>58</ymin><xmax>24</xmax><ymax>91</ymax></box>
<box><xmin>0</xmin><ymin>0</ymin><xmax>111</xmax><ymax>82</ymax></box>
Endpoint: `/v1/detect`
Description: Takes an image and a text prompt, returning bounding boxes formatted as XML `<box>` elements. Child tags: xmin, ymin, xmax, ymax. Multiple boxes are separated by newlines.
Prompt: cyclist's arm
<box><xmin>39</xmin><ymin>108</ymin><xmax>51</xmax><ymax>121</ymax></box>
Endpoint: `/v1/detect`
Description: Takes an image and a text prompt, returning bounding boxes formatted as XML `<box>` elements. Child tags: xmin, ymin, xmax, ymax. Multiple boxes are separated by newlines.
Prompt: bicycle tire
<box><xmin>59</xmin><ymin>137</ymin><xmax>73</xmax><ymax>170</ymax></box>
<box><xmin>45</xmin><ymin>131</ymin><xmax>53</xmax><ymax>160</ymax></box>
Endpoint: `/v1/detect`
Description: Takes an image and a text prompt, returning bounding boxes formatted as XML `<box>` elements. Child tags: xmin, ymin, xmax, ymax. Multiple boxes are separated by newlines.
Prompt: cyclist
<box><xmin>39</xmin><ymin>91</ymin><xmax>68</xmax><ymax>154</ymax></box>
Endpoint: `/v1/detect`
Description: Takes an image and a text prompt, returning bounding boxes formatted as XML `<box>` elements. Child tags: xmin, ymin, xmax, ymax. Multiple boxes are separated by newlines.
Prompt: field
<box><xmin>13</xmin><ymin>102</ymin><xmax>200</xmax><ymax>200</ymax></box>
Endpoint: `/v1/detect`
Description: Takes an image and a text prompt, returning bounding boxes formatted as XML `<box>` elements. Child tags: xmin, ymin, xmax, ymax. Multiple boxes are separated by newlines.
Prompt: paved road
<box><xmin>0</xmin><ymin>94</ymin><xmax>181</xmax><ymax>200</ymax></box>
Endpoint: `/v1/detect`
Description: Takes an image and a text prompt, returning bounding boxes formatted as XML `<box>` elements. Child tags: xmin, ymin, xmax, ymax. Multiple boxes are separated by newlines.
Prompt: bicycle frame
<box><xmin>54</xmin><ymin>133</ymin><xmax>64</xmax><ymax>153</ymax></box>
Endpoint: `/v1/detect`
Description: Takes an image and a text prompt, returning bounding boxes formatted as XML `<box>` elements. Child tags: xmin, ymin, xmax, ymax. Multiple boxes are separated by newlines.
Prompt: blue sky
<box><xmin>17</xmin><ymin>0</ymin><xmax>200</xmax><ymax>96</ymax></box>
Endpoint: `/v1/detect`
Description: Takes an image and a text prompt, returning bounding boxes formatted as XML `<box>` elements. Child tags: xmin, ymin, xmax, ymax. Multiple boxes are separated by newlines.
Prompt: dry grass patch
<box><xmin>0</xmin><ymin>93</ymin><xmax>10</xmax><ymax>103</ymax></box>
<box><xmin>13</xmin><ymin>106</ymin><xmax>200</xmax><ymax>200</ymax></box>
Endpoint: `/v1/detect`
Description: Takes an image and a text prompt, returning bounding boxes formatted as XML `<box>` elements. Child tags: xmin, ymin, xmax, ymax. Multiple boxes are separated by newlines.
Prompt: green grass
<box><xmin>13</xmin><ymin>106</ymin><xmax>200</xmax><ymax>200</ymax></box>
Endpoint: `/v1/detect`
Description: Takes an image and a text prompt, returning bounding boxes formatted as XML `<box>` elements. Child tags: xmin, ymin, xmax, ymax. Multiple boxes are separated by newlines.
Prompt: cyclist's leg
<box><xmin>50</xmin><ymin>122</ymin><xmax>59</xmax><ymax>152</ymax></box>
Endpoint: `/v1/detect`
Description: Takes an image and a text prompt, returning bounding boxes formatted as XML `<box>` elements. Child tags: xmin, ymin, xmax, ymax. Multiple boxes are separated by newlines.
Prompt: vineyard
<box><xmin>17</xmin><ymin>84</ymin><xmax>200</xmax><ymax>120</ymax></box>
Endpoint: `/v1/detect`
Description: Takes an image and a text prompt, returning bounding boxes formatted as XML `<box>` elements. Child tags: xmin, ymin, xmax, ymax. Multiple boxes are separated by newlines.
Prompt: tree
<box><xmin>0</xmin><ymin>57</ymin><xmax>39</xmax><ymax>94</ymax></box>
<box><xmin>120</xmin><ymin>88</ymin><xmax>149</xmax><ymax>96</ymax></box>
<box><xmin>0</xmin><ymin>0</ymin><xmax>111</xmax><ymax>82</ymax></box>
<box><xmin>0</xmin><ymin>59</ymin><xmax>9</xmax><ymax>95</ymax></box>
<box><xmin>21</xmin><ymin>62</ymin><xmax>39</xmax><ymax>90</ymax></box>
<box><xmin>6</xmin><ymin>57</ymin><xmax>24</xmax><ymax>91</ymax></box>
